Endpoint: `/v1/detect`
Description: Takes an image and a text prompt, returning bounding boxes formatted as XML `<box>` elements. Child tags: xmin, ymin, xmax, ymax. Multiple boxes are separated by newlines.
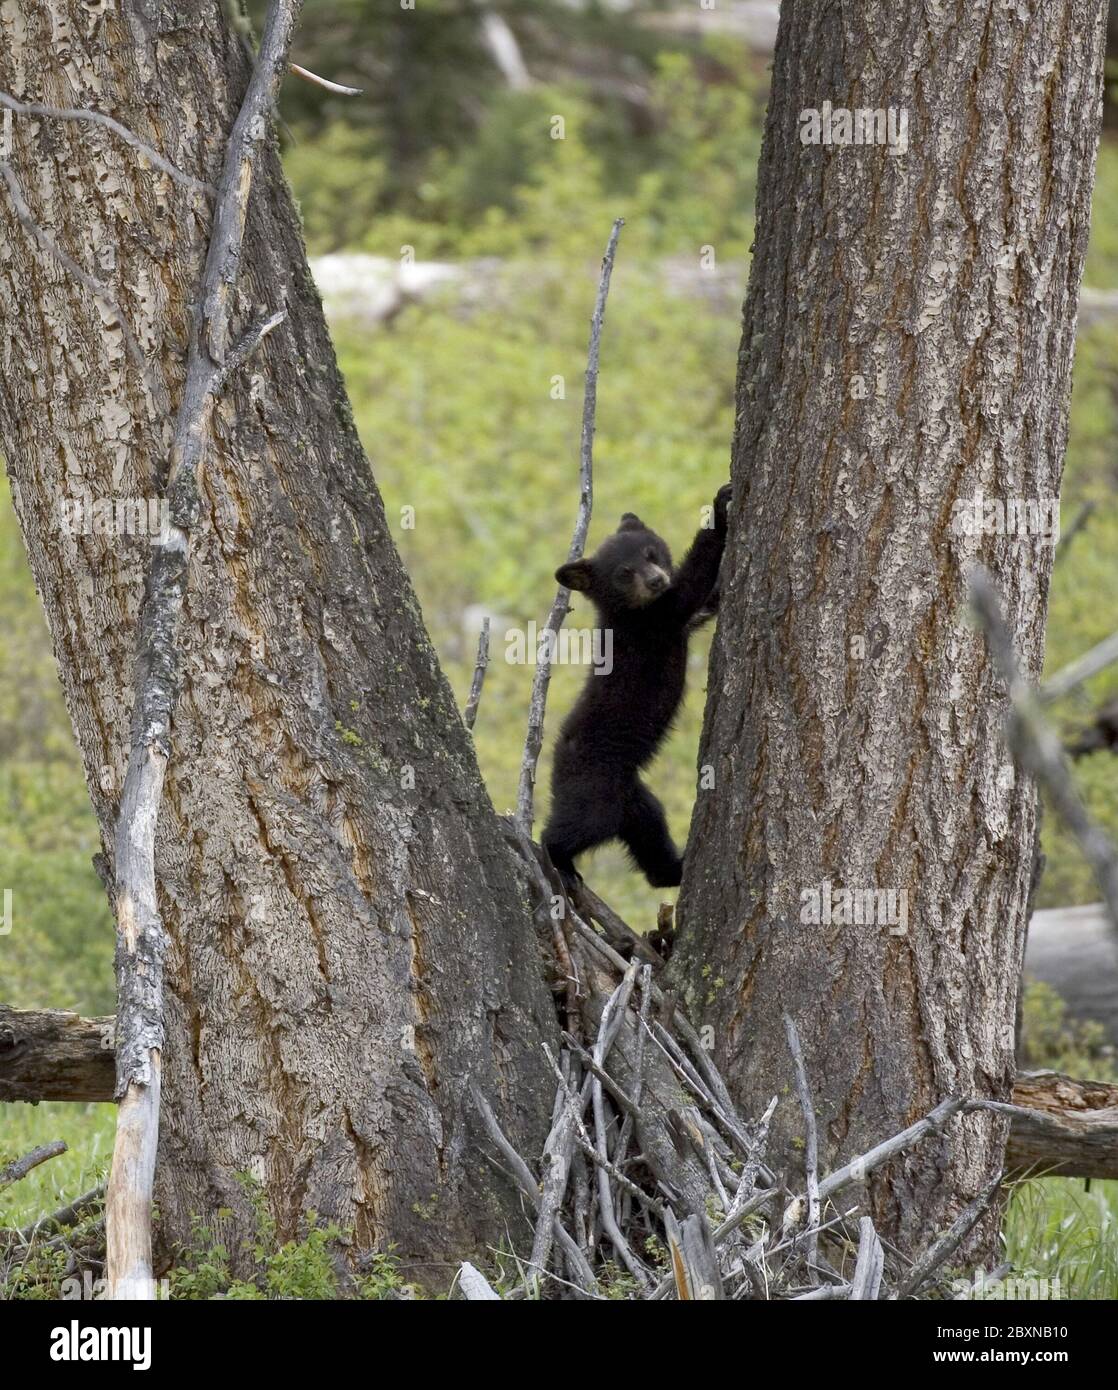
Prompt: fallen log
<box><xmin>1003</xmin><ymin>1070</ymin><xmax>1118</xmax><ymax>1180</ymax></box>
<box><xmin>0</xmin><ymin>1005</ymin><xmax>115</xmax><ymax>1104</ymax></box>
<box><xmin>4</xmin><ymin>1004</ymin><xmax>1117</xmax><ymax>1182</ymax></box>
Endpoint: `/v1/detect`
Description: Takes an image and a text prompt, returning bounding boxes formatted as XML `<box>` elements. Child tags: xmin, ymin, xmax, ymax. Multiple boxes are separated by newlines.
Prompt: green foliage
<box><xmin>1018</xmin><ymin>980</ymin><xmax>1115</xmax><ymax>1078</ymax></box>
<box><xmin>168</xmin><ymin>1177</ymin><xmax>419</xmax><ymax>1300</ymax></box>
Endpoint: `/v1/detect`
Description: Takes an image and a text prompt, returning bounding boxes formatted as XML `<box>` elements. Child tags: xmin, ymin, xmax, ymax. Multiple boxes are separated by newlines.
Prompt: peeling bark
<box><xmin>673</xmin><ymin>0</ymin><xmax>1106</xmax><ymax>1262</ymax></box>
<box><xmin>0</xmin><ymin>1</ymin><xmax>556</xmax><ymax>1279</ymax></box>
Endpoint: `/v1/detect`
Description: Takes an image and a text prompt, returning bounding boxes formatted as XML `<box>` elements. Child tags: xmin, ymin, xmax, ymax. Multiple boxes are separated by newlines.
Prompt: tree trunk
<box><xmin>0</xmin><ymin>1</ymin><xmax>556</xmax><ymax>1279</ymax></box>
<box><xmin>673</xmin><ymin>0</ymin><xmax>1106</xmax><ymax>1261</ymax></box>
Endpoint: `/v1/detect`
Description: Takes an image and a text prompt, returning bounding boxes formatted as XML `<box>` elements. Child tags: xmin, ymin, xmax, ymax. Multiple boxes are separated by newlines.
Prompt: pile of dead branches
<box><xmin>0</xmin><ymin>1145</ymin><xmax>105</xmax><ymax>1295</ymax></box>
<box><xmin>461</xmin><ymin>829</ymin><xmax>1002</xmax><ymax>1301</ymax></box>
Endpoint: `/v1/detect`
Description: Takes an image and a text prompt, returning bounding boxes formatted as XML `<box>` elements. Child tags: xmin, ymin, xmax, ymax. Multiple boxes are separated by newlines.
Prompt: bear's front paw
<box><xmin>714</xmin><ymin>483</ymin><xmax>733</xmax><ymax>528</ymax></box>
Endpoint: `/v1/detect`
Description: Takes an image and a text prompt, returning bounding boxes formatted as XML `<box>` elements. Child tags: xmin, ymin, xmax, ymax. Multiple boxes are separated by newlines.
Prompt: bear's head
<box><xmin>555</xmin><ymin>513</ymin><xmax>673</xmax><ymax>610</ymax></box>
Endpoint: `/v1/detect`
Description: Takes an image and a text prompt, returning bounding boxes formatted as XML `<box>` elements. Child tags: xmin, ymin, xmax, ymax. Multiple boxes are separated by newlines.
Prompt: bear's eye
<box><xmin>645</xmin><ymin>548</ymin><xmax>657</xmax><ymax>561</ymax></box>
<box><xmin>618</xmin><ymin>566</ymin><xmax>634</xmax><ymax>580</ymax></box>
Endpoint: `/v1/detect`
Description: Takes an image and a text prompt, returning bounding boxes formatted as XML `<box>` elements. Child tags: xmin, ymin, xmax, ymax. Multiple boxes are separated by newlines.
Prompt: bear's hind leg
<box><xmin>542</xmin><ymin>792</ymin><xmax>624</xmax><ymax>885</ymax></box>
<box><xmin>620</xmin><ymin>781</ymin><xmax>683</xmax><ymax>888</ymax></box>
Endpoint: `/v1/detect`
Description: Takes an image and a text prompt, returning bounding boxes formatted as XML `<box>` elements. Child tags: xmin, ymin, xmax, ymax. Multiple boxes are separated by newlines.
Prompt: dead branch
<box><xmin>4</xmin><ymin>1187</ymin><xmax>105</xmax><ymax>1250</ymax></box>
<box><xmin>516</xmin><ymin>218</ymin><xmax>623</xmax><ymax>833</ymax></box>
<box><xmin>289</xmin><ymin>62</ymin><xmax>363</xmax><ymax>96</ymax></box>
<box><xmin>848</xmin><ymin>1217</ymin><xmax>884</xmax><ymax>1300</ymax></box>
<box><xmin>783</xmin><ymin>1013</ymin><xmax>821</xmax><ymax>1276</ymax></box>
<box><xmin>1040</xmin><ymin>625</ymin><xmax>1118</xmax><ymax>704</ymax></box>
<box><xmin>893</xmin><ymin>1172</ymin><xmax>1004</xmax><ymax>1299</ymax></box>
<box><xmin>105</xmin><ymin>0</ymin><xmax>304</xmax><ymax>1302</ymax></box>
<box><xmin>463</xmin><ymin>615</ymin><xmax>490</xmax><ymax>732</ymax></box>
<box><xmin>0</xmin><ymin>1142</ymin><xmax>66</xmax><ymax>1189</ymax></box>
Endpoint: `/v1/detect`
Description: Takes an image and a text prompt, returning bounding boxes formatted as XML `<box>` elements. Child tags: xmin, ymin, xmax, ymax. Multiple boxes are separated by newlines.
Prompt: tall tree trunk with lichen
<box><xmin>672</xmin><ymin>0</ymin><xmax>1106</xmax><ymax>1262</ymax></box>
<box><xmin>0</xmin><ymin>0</ymin><xmax>556</xmax><ymax>1281</ymax></box>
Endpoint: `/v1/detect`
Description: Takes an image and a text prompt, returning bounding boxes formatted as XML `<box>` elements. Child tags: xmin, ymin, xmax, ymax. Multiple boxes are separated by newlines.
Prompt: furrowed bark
<box><xmin>673</xmin><ymin>0</ymin><xmax>1107</xmax><ymax>1262</ymax></box>
<box><xmin>0</xmin><ymin>0</ymin><xmax>556</xmax><ymax>1286</ymax></box>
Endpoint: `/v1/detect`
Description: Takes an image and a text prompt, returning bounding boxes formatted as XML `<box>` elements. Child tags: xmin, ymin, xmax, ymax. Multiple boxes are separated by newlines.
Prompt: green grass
<box><xmin>0</xmin><ymin>1103</ymin><xmax>114</xmax><ymax>1230</ymax></box>
<box><xmin>1003</xmin><ymin>1178</ymin><xmax>1118</xmax><ymax>1301</ymax></box>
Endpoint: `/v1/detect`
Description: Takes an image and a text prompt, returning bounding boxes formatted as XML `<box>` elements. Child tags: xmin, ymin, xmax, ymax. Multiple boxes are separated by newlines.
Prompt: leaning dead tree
<box><xmin>0</xmin><ymin>0</ymin><xmax>557</xmax><ymax>1296</ymax></box>
<box><xmin>105</xmin><ymin>0</ymin><xmax>299</xmax><ymax>1302</ymax></box>
<box><xmin>673</xmin><ymin>0</ymin><xmax>1108</xmax><ymax>1264</ymax></box>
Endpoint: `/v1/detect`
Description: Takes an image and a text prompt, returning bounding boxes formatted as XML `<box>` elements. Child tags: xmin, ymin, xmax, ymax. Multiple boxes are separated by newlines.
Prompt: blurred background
<box><xmin>4</xmin><ymin>0</ymin><xmax>1118</xmax><ymax>1291</ymax></box>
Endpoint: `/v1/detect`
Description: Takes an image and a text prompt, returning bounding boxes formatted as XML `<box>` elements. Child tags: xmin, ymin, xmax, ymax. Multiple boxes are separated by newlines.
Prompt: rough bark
<box><xmin>0</xmin><ymin>1</ymin><xmax>557</xmax><ymax>1279</ymax></box>
<box><xmin>673</xmin><ymin>0</ymin><xmax>1106</xmax><ymax>1262</ymax></box>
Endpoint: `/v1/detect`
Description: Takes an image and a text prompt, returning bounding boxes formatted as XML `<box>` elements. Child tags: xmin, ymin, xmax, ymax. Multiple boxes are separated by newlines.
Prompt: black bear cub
<box><xmin>542</xmin><ymin>484</ymin><xmax>732</xmax><ymax>889</ymax></box>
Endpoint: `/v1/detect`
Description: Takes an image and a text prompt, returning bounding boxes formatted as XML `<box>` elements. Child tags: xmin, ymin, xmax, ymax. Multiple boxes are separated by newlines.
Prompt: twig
<box><xmin>0</xmin><ymin>90</ymin><xmax>214</xmax><ymax>195</ymax></box>
<box><xmin>560</xmin><ymin>1031</ymin><xmax>639</xmax><ymax>1117</ymax></box>
<box><xmin>472</xmin><ymin>1079</ymin><xmax>596</xmax><ymax>1293</ymax></box>
<box><xmin>783</xmin><ymin>1013</ymin><xmax>820</xmax><ymax>1277</ymax></box>
<box><xmin>893</xmin><ymin>1171</ymin><xmax>1003</xmax><ymax>1299</ymax></box>
<box><xmin>1053</xmin><ymin>499</ymin><xmax>1095</xmax><ymax>565</ymax></box>
<box><xmin>0</xmin><ymin>160</ymin><xmax>146</xmax><ymax>374</ymax></box>
<box><xmin>516</xmin><ymin>218</ymin><xmax>623</xmax><ymax>832</ymax></box>
<box><xmin>472</xmin><ymin>1085</ymin><xmax>541</xmax><ymax>1208</ymax></box>
<box><xmin>463</xmin><ymin>616</ymin><xmax>490</xmax><ymax>732</ymax></box>
<box><xmin>970</xmin><ymin>570</ymin><xmax>1118</xmax><ymax>936</ymax></box>
<box><xmin>105</xmin><ymin>0</ymin><xmax>304</xmax><ymax>1303</ymax></box>
<box><xmin>0</xmin><ymin>1142</ymin><xmax>66</xmax><ymax>1189</ymax></box>
<box><xmin>289</xmin><ymin>62</ymin><xmax>363</xmax><ymax>96</ymax></box>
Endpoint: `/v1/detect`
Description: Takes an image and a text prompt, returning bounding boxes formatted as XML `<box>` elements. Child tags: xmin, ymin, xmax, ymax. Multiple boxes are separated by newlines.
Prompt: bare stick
<box><xmin>457</xmin><ymin>1262</ymin><xmax>501</xmax><ymax>1300</ymax></box>
<box><xmin>1040</xmin><ymin>626</ymin><xmax>1118</xmax><ymax>704</ymax></box>
<box><xmin>590</xmin><ymin>965</ymin><xmax>650</xmax><ymax>1286</ymax></box>
<box><xmin>817</xmin><ymin>1097</ymin><xmax>966</xmax><ymax>1203</ymax></box>
<box><xmin>289</xmin><ymin>62</ymin><xmax>363</xmax><ymax>96</ymax></box>
<box><xmin>0</xmin><ymin>1142</ymin><xmax>66</xmax><ymax>1189</ymax></box>
<box><xmin>848</xmin><ymin>1216</ymin><xmax>884</xmax><ymax>1300</ymax></box>
<box><xmin>105</xmin><ymin>0</ymin><xmax>304</xmax><ymax>1302</ymax></box>
<box><xmin>472</xmin><ymin>1084</ymin><xmax>541</xmax><ymax>1208</ymax></box>
<box><xmin>0</xmin><ymin>90</ymin><xmax>213</xmax><ymax>195</ymax></box>
<box><xmin>893</xmin><ymin>1171</ymin><xmax>1003</xmax><ymax>1299</ymax></box>
<box><xmin>515</xmin><ymin>218</ymin><xmax>623</xmax><ymax>832</ymax></box>
<box><xmin>970</xmin><ymin>571</ymin><xmax>1118</xmax><ymax>936</ymax></box>
<box><xmin>728</xmin><ymin>1095</ymin><xmax>778</xmax><ymax>1219</ymax></box>
<box><xmin>463</xmin><ymin>616</ymin><xmax>490</xmax><ymax>732</ymax></box>
<box><xmin>783</xmin><ymin>1013</ymin><xmax>820</xmax><ymax>1276</ymax></box>
<box><xmin>529</xmin><ymin>1049</ymin><xmax>585</xmax><ymax>1279</ymax></box>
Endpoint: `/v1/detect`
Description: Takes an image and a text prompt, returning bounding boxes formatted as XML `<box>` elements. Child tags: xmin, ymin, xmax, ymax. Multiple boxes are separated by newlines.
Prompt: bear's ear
<box><xmin>618</xmin><ymin>512</ymin><xmax>645</xmax><ymax>531</ymax></box>
<box><xmin>556</xmin><ymin>559</ymin><xmax>594</xmax><ymax>592</ymax></box>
